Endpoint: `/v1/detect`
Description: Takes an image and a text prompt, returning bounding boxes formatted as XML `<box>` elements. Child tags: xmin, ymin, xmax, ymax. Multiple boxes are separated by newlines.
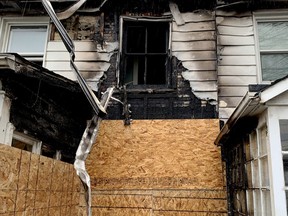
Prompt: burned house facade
<box><xmin>1</xmin><ymin>0</ymin><xmax>288</xmax><ymax>215</ymax></box>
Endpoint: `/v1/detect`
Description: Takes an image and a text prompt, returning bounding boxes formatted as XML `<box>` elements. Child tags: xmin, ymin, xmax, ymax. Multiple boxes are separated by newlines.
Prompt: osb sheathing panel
<box><xmin>0</xmin><ymin>144</ymin><xmax>81</xmax><ymax>215</ymax></box>
<box><xmin>82</xmin><ymin>189</ymin><xmax>227</xmax><ymax>215</ymax></box>
<box><xmin>86</xmin><ymin>119</ymin><xmax>223</xmax><ymax>189</ymax></box>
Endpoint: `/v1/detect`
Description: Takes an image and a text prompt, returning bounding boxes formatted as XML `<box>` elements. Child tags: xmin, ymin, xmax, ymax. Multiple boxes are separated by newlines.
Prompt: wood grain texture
<box><xmin>89</xmin><ymin>189</ymin><xmax>227</xmax><ymax>215</ymax></box>
<box><xmin>87</xmin><ymin>119</ymin><xmax>223</xmax><ymax>190</ymax></box>
<box><xmin>0</xmin><ymin>144</ymin><xmax>82</xmax><ymax>215</ymax></box>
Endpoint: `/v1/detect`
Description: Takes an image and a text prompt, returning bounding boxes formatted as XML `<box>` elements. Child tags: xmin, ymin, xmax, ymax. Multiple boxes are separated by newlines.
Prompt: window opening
<box><xmin>6</xmin><ymin>26</ymin><xmax>47</xmax><ymax>65</ymax></box>
<box><xmin>12</xmin><ymin>131</ymin><xmax>42</xmax><ymax>154</ymax></box>
<box><xmin>245</xmin><ymin>126</ymin><xmax>271</xmax><ymax>215</ymax></box>
<box><xmin>121</xmin><ymin>20</ymin><xmax>170</xmax><ymax>87</ymax></box>
<box><xmin>279</xmin><ymin>119</ymin><xmax>288</xmax><ymax>212</ymax></box>
<box><xmin>256</xmin><ymin>20</ymin><xmax>288</xmax><ymax>81</ymax></box>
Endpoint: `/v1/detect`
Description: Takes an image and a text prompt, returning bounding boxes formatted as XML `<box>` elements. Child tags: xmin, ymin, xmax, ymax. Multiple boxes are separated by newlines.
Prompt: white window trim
<box><xmin>0</xmin><ymin>17</ymin><xmax>50</xmax><ymax>65</ymax></box>
<box><xmin>267</xmin><ymin>106</ymin><xmax>288</xmax><ymax>216</ymax></box>
<box><xmin>253</xmin><ymin>10</ymin><xmax>288</xmax><ymax>84</ymax></box>
<box><xmin>117</xmin><ymin>16</ymin><xmax>172</xmax><ymax>87</ymax></box>
<box><xmin>12</xmin><ymin>131</ymin><xmax>42</xmax><ymax>155</ymax></box>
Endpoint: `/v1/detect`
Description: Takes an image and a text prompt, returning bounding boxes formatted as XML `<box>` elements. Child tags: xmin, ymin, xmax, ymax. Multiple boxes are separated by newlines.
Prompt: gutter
<box><xmin>214</xmin><ymin>92</ymin><xmax>259</xmax><ymax>146</ymax></box>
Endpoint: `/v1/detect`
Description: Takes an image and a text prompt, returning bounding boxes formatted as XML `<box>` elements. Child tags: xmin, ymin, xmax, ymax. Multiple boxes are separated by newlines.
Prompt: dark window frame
<box><xmin>120</xmin><ymin>18</ymin><xmax>173</xmax><ymax>89</ymax></box>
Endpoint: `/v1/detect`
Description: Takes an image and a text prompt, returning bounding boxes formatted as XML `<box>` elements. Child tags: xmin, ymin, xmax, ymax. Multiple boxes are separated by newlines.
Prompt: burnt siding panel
<box><xmin>171</xmin><ymin>11</ymin><xmax>217</xmax><ymax>102</ymax></box>
<box><xmin>216</xmin><ymin>10</ymin><xmax>257</xmax><ymax>122</ymax></box>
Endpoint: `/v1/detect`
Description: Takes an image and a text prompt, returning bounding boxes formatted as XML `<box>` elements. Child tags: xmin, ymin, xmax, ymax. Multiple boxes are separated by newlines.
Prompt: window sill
<box><xmin>115</xmin><ymin>88</ymin><xmax>176</xmax><ymax>94</ymax></box>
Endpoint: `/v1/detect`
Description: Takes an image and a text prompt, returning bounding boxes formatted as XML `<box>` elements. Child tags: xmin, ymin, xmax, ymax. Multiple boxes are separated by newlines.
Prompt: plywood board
<box><xmin>90</xmin><ymin>189</ymin><xmax>227</xmax><ymax>215</ymax></box>
<box><xmin>87</xmin><ymin>120</ymin><xmax>223</xmax><ymax>190</ymax></box>
<box><xmin>154</xmin><ymin>197</ymin><xmax>227</xmax><ymax>212</ymax></box>
<box><xmin>0</xmin><ymin>190</ymin><xmax>16</xmax><ymax>213</ymax></box>
<box><xmin>92</xmin><ymin>194</ymin><xmax>152</xmax><ymax>208</ymax></box>
<box><xmin>154</xmin><ymin>211</ymin><xmax>227</xmax><ymax>215</ymax></box>
<box><xmin>0</xmin><ymin>144</ymin><xmax>21</xmax><ymax>190</ymax></box>
<box><xmin>91</xmin><ymin>208</ymin><xmax>151</xmax><ymax>216</ymax></box>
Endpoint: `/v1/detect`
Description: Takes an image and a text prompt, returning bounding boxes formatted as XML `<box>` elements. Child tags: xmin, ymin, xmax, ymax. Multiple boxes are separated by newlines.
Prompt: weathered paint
<box><xmin>171</xmin><ymin>11</ymin><xmax>217</xmax><ymax>103</ymax></box>
<box><xmin>44</xmin><ymin>41</ymin><xmax>118</xmax><ymax>91</ymax></box>
<box><xmin>217</xmin><ymin>10</ymin><xmax>257</xmax><ymax>121</ymax></box>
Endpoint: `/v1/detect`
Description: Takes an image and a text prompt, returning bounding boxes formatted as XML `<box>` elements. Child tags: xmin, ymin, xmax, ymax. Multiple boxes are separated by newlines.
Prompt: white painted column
<box><xmin>0</xmin><ymin>89</ymin><xmax>13</xmax><ymax>145</ymax></box>
<box><xmin>267</xmin><ymin>107</ymin><xmax>287</xmax><ymax>216</ymax></box>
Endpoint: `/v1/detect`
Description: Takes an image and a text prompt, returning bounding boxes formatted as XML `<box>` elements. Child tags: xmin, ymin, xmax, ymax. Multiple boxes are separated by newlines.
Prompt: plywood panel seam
<box><xmin>23</xmin><ymin>152</ymin><xmax>32</xmax><ymax>213</ymax></box>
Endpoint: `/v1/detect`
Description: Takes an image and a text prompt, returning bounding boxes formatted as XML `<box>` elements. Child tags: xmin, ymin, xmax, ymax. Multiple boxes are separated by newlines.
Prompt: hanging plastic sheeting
<box><xmin>74</xmin><ymin>87</ymin><xmax>114</xmax><ymax>216</ymax></box>
<box><xmin>56</xmin><ymin>0</ymin><xmax>109</xmax><ymax>20</ymax></box>
<box><xmin>41</xmin><ymin>1</ymin><xmax>114</xmax><ymax>215</ymax></box>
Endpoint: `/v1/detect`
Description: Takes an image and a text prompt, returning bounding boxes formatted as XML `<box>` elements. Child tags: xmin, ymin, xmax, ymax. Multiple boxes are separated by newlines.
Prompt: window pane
<box><xmin>250</xmin><ymin>131</ymin><xmax>258</xmax><ymax>158</ymax></box>
<box><xmin>286</xmin><ymin>191</ymin><xmax>288</xmax><ymax>214</ymax></box>
<box><xmin>252</xmin><ymin>160</ymin><xmax>259</xmax><ymax>188</ymax></box>
<box><xmin>147</xmin><ymin>22</ymin><xmax>168</xmax><ymax>53</ymax></box>
<box><xmin>259</xmin><ymin>126</ymin><xmax>267</xmax><ymax>156</ymax></box>
<box><xmin>262</xmin><ymin>190</ymin><xmax>271</xmax><ymax>216</ymax></box>
<box><xmin>146</xmin><ymin>55</ymin><xmax>166</xmax><ymax>85</ymax></box>
<box><xmin>261</xmin><ymin>54</ymin><xmax>288</xmax><ymax>81</ymax></box>
<box><xmin>254</xmin><ymin>190</ymin><xmax>262</xmax><ymax>216</ymax></box>
<box><xmin>247</xmin><ymin>190</ymin><xmax>254</xmax><ymax>215</ymax></box>
<box><xmin>126</xmin><ymin>26</ymin><xmax>145</xmax><ymax>53</ymax></box>
<box><xmin>245</xmin><ymin>136</ymin><xmax>252</xmax><ymax>161</ymax></box>
<box><xmin>247</xmin><ymin>162</ymin><xmax>253</xmax><ymax>188</ymax></box>
<box><xmin>8</xmin><ymin>26</ymin><xmax>47</xmax><ymax>53</ymax></box>
<box><xmin>283</xmin><ymin>154</ymin><xmax>288</xmax><ymax>186</ymax></box>
<box><xmin>12</xmin><ymin>139</ymin><xmax>33</xmax><ymax>152</ymax></box>
<box><xmin>280</xmin><ymin>120</ymin><xmax>288</xmax><ymax>151</ymax></box>
<box><xmin>258</xmin><ymin>22</ymin><xmax>288</xmax><ymax>50</ymax></box>
<box><xmin>260</xmin><ymin>156</ymin><xmax>269</xmax><ymax>187</ymax></box>
<box><xmin>125</xmin><ymin>56</ymin><xmax>145</xmax><ymax>85</ymax></box>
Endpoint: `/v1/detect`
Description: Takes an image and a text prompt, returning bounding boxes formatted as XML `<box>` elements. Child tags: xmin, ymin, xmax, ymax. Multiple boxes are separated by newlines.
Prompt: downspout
<box><xmin>41</xmin><ymin>1</ymin><xmax>114</xmax><ymax>215</ymax></box>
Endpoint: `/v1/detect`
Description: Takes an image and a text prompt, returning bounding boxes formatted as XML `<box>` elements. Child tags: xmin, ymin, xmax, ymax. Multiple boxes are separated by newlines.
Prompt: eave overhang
<box><xmin>215</xmin><ymin>75</ymin><xmax>288</xmax><ymax>146</ymax></box>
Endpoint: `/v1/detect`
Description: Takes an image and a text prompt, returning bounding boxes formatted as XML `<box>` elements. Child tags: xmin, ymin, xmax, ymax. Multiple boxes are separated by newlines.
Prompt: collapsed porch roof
<box><xmin>0</xmin><ymin>53</ymin><xmax>94</xmax><ymax>162</ymax></box>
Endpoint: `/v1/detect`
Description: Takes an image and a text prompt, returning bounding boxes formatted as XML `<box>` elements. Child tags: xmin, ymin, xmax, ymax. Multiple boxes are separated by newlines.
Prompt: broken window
<box><xmin>120</xmin><ymin>19</ymin><xmax>170</xmax><ymax>87</ymax></box>
<box><xmin>12</xmin><ymin>131</ymin><xmax>42</xmax><ymax>154</ymax></box>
